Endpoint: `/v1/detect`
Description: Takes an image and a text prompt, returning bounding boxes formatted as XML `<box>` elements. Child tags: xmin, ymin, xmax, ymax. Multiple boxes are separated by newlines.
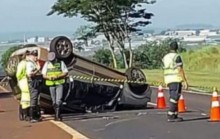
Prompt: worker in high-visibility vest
<box><xmin>162</xmin><ymin>41</ymin><xmax>188</xmax><ymax>122</ymax></box>
<box><xmin>42</xmin><ymin>52</ymin><xmax>68</xmax><ymax>121</ymax></box>
<box><xmin>26</xmin><ymin>50</ymin><xmax>42</xmax><ymax>123</ymax></box>
<box><xmin>16</xmin><ymin>50</ymin><xmax>31</xmax><ymax>121</ymax></box>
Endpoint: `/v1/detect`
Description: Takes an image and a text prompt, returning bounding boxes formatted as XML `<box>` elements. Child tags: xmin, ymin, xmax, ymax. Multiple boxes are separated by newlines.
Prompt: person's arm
<box><xmin>26</xmin><ymin>62</ymin><xmax>37</xmax><ymax>78</ymax></box>
<box><xmin>177</xmin><ymin>67</ymin><xmax>187</xmax><ymax>82</ymax></box>
<box><xmin>36</xmin><ymin>61</ymin><xmax>41</xmax><ymax>71</ymax></box>
<box><xmin>16</xmin><ymin>61</ymin><xmax>24</xmax><ymax>80</ymax></box>
<box><xmin>176</xmin><ymin>56</ymin><xmax>188</xmax><ymax>89</ymax></box>
<box><xmin>42</xmin><ymin>62</ymin><xmax>52</xmax><ymax>80</ymax></box>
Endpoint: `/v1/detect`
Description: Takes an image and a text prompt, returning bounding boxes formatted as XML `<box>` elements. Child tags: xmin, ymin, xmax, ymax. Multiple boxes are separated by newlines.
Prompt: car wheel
<box><xmin>125</xmin><ymin>68</ymin><xmax>147</xmax><ymax>92</ymax></box>
<box><xmin>50</xmin><ymin>36</ymin><xmax>73</xmax><ymax>59</ymax></box>
<box><xmin>125</xmin><ymin>67</ymin><xmax>147</xmax><ymax>89</ymax></box>
<box><xmin>5</xmin><ymin>55</ymin><xmax>21</xmax><ymax>77</ymax></box>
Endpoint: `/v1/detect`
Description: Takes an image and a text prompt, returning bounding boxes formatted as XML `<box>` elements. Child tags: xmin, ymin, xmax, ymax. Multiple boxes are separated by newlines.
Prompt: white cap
<box><xmin>48</xmin><ymin>52</ymin><xmax>56</xmax><ymax>61</ymax></box>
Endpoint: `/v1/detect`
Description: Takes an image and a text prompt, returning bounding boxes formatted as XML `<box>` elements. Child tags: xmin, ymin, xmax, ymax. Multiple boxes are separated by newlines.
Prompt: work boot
<box><xmin>36</xmin><ymin>105</ymin><xmax>42</xmax><ymax>121</ymax></box>
<box><xmin>167</xmin><ymin>114</ymin><xmax>176</xmax><ymax>122</ymax></box>
<box><xmin>23</xmin><ymin>108</ymin><xmax>30</xmax><ymax>121</ymax></box>
<box><xmin>30</xmin><ymin>107</ymin><xmax>40</xmax><ymax>123</ymax></box>
<box><xmin>55</xmin><ymin>107</ymin><xmax>62</xmax><ymax>121</ymax></box>
<box><xmin>174</xmin><ymin>114</ymin><xmax>183</xmax><ymax>122</ymax></box>
<box><xmin>168</xmin><ymin>115</ymin><xmax>183</xmax><ymax>122</ymax></box>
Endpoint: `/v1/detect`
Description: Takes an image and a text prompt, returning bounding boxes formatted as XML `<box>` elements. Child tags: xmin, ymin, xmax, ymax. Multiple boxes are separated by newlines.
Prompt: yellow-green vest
<box><xmin>16</xmin><ymin>60</ymin><xmax>30</xmax><ymax>109</ymax></box>
<box><xmin>45</xmin><ymin>62</ymin><xmax>65</xmax><ymax>86</ymax></box>
<box><xmin>162</xmin><ymin>53</ymin><xmax>183</xmax><ymax>85</ymax></box>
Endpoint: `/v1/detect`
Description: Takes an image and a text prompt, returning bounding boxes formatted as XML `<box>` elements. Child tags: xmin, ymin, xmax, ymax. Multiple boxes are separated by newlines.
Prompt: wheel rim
<box><xmin>55</xmin><ymin>39</ymin><xmax>72</xmax><ymax>57</ymax></box>
<box><xmin>6</xmin><ymin>56</ymin><xmax>20</xmax><ymax>76</ymax></box>
<box><xmin>130</xmin><ymin>68</ymin><xmax>146</xmax><ymax>82</ymax></box>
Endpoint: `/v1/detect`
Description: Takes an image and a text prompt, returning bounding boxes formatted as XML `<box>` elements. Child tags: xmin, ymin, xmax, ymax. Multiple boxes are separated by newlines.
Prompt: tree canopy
<box><xmin>1</xmin><ymin>46</ymin><xmax>21</xmax><ymax>69</ymax></box>
<box><xmin>48</xmin><ymin>0</ymin><xmax>155</xmax><ymax>69</ymax></box>
<box><xmin>93</xmin><ymin>39</ymin><xmax>187</xmax><ymax>69</ymax></box>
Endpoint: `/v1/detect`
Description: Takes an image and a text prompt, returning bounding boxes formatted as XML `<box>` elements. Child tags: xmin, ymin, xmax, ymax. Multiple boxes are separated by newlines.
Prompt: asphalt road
<box><xmin>62</xmin><ymin>87</ymin><xmax>220</xmax><ymax>139</ymax></box>
<box><xmin>0</xmin><ymin>92</ymin><xmax>72</xmax><ymax>139</ymax></box>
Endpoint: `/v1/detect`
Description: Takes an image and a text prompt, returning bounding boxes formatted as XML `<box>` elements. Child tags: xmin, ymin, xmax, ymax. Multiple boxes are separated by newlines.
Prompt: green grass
<box><xmin>143</xmin><ymin>45</ymin><xmax>220</xmax><ymax>92</ymax></box>
<box><xmin>143</xmin><ymin>69</ymin><xmax>220</xmax><ymax>92</ymax></box>
<box><xmin>182</xmin><ymin>45</ymin><xmax>220</xmax><ymax>72</ymax></box>
<box><xmin>112</xmin><ymin>45</ymin><xmax>220</xmax><ymax>92</ymax></box>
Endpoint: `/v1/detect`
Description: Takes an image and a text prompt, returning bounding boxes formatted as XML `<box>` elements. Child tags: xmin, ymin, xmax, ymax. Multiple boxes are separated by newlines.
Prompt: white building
<box><xmin>199</xmin><ymin>29</ymin><xmax>218</xmax><ymax>36</ymax></box>
<box><xmin>182</xmin><ymin>36</ymin><xmax>206</xmax><ymax>43</ymax></box>
<box><xmin>37</xmin><ymin>37</ymin><xmax>46</xmax><ymax>43</ymax></box>
<box><xmin>27</xmin><ymin>37</ymin><xmax>36</xmax><ymax>43</ymax></box>
<box><xmin>165</xmin><ymin>30</ymin><xmax>196</xmax><ymax>37</ymax></box>
<box><xmin>146</xmin><ymin>35</ymin><xmax>174</xmax><ymax>42</ymax></box>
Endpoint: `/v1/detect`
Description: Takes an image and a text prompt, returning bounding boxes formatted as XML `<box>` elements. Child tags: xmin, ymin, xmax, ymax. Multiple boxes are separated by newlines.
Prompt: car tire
<box><xmin>5</xmin><ymin>55</ymin><xmax>21</xmax><ymax>77</ymax></box>
<box><xmin>50</xmin><ymin>36</ymin><xmax>73</xmax><ymax>59</ymax></box>
<box><xmin>125</xmin><ymin>67</ymin><xmax>147</xmax><ymax>89</ymax></box>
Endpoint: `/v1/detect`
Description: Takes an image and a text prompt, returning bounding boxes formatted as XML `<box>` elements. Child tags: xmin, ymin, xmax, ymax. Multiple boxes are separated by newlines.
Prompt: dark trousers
<box><xmin>28</xmin><ymin>80</ymin><xmax>41</xmax><ymax>120</ymax></box>
<box><xmin>167</xmin><ymin>82</ymin><xmax>182</xmax><ymax>119</ymax></box>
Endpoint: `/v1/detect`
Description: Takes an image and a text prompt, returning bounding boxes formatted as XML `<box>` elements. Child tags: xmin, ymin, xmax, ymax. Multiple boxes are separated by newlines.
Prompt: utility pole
<box><xmin>23</xmin><ymin>34</ymin><xmax>26</xmax><ymax>45</ymax></box>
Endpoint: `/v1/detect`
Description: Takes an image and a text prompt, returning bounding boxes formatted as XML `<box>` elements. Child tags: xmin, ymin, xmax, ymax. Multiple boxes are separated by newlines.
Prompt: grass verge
<box><xmin>143</xmin><ymin>69</ymin><xmax>220</xmax><ymax>93</ymax></box>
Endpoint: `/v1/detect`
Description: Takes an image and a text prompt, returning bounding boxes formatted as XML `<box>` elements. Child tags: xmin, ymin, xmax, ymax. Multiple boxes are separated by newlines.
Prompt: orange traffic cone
<box><xmin>156</xmin><ymin>85</ymin><xmax>166</xmax><ymax>109</ymax></box>
<box><xmin>209</xmin><ymin>89</ymin><xmax>220</xmax><ymax>122</ymax></box>
<box><xmin>178</xmin><ymin>94</ymin><xmax>186</xmax><ymax>113</ymax></box>
<box><xmin>212</xmin><ymin>89</ymin><xmax>218</xmax><ymax>101</ymax></box>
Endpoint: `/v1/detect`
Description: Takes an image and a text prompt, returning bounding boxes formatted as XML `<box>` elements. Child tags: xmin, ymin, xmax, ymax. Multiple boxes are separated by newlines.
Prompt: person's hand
<box><xmin>51</xmin><ymin>76</ymin><xmax>59</xmax><ymax>80</ymax></box>
<box><xmin>183</xmin><ymin>81</ymin><xmax>189</xmax><ymax>90</ymax></box>
<box><xmin>49</xmin><ymin>77</ymin><xmax>55</xmax><ymax>80</ymax></box>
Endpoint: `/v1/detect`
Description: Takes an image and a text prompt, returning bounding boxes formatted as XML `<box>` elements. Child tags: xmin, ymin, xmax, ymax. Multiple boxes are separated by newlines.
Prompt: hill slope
<box><xmin>182</xmin><ymin>46</ymin><xmax>220</xmax><ymax>72</ymax></box>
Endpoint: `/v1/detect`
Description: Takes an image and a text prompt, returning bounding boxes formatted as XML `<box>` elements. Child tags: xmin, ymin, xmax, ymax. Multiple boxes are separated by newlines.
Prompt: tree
<box><xmin>48</xmin><ymin>0</ymin><xmax>155</xmax><ymax>69</ymax></box>
<box><xmin>93</xmin><ymin>48</ymin><xmax>113</xmax><ymax>67</ymax></box>
<box><xmin>133</xmin><ymin>39</ymin><xmax>186</xmax><ymax>69</ymax></box>
<box><xmin>104</xmin><ymin>1</ymin><xmax>155</xmax><ymax>68</ymax></box>
<box><xmin>74</xmin><ymin>24</ymin><xmax>96</xmax><ymax>47</ymax></box>
<box><xmin>90</xmin><ymin>0</ymin><xmax>155</xmax><ymax>68</ymax></box>
<box><xmin>1</xmin><ymin>45</ymin><xmax>21</xmax><ymax>69</ymax></box>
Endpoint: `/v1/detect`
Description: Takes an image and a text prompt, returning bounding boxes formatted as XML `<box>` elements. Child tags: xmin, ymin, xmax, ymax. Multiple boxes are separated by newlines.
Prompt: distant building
<box><xmin>26</xmin><ymin>36</ymin><xmax>47</xmax><ymax>43</ymax></box>
<box><xmin>183</xmin><ymin>36</ymin><xmax>206</xmax><ymax>42</ymax></box>
<box><xmin>146</xmin><ymin>35</ymin><xmax>173</xmax><ymax>42</ymax></box>
<box><xmin>27</xmin><ymin>37</ymin><xmax>37</xmax><ymax>43</ymax></box>
<box><xmin>37</xmin><ymin>37</ymin><xmax>46</xmax><ymax>43</ymax></box>
<box><xmin>199</xmin><ymin>29</ymin><xmax>218</xmax><ymax>36</ymax></box>
<box><xmin>165</xmin><ymin>30</ymin><xmax>196</xmax><ymax>37</ymax></box>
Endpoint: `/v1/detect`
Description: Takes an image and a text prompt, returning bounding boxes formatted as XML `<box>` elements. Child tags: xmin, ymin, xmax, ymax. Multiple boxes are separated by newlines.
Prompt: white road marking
<box><xmin>105</xmin><ymin>117</ymin><xmax>138</xmax><ymax>127</ymax></box>
<box><xmin>201</xmin><ymin>113</ymin><xmax>207</xmax><ymax>116</ymax></box>
<box><xmin>50</xmin><ymin>120</ymin><xmax>90</xmax><ymax>139</ymax></box>
<box><xmin>148</xmin><ymin>102</ymin><xmax>157</xmax><ymax>106</ymax></box>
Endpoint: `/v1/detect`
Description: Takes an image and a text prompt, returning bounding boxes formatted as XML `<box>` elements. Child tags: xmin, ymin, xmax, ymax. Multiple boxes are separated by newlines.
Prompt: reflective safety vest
<box><xmin>16</xmin><ymin>60</ymin><xmax>27</xmax><ymax>81</ymax></box>
<box><xmin>16</xmin><ymin>60</ymin><xmax>30</xmax><ymax>109</ymax></box>
<box><xmin>45</xmin><ymin>61</ymin><xmax>65</xmax><ymax>86</ymax></box>
<box><xmin>162</xmin><ymin>53</ymin><xmax>183</xmax><ymax>85</ymax></box>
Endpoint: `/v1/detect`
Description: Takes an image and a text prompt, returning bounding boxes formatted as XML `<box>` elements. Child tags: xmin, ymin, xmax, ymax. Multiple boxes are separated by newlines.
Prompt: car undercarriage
<box><xmin>5</xmin><ymin>36</ymin><xmax>152</xmax><ymax>113</ymax></box>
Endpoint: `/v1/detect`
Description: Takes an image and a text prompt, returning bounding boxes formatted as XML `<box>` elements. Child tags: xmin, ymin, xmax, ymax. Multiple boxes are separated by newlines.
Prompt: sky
<box><xmin>0</xmin><ymin>0</ymin><xmax>220</xmax><ymax>34</ymax></box>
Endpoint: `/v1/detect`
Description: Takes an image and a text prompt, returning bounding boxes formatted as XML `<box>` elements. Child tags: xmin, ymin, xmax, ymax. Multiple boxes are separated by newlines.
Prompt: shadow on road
<box><xmin>0</xmin><ymin>92</ymin><xmax>12</xmax><ymax>99</ymax></box>
<box><xmin>183</xmin><ymin>116</ymin><xmax>209</xmax><ymax>122</ymax></box>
